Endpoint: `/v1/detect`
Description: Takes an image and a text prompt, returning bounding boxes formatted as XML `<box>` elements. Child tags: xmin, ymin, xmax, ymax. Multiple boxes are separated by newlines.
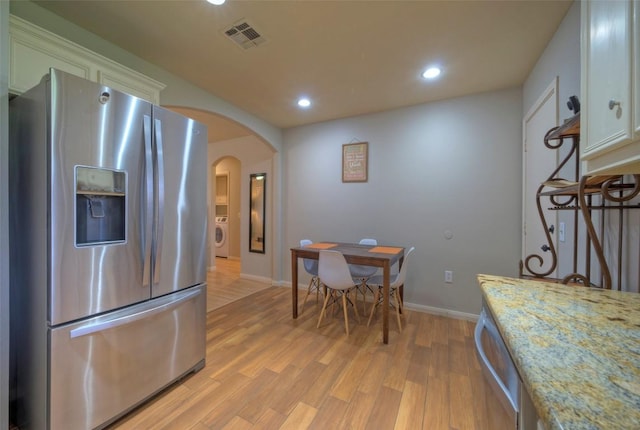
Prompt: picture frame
<box><xmin>342</xmin><ymin>142</ymin><xmax>368</xmax><ymax>182</ymax></box>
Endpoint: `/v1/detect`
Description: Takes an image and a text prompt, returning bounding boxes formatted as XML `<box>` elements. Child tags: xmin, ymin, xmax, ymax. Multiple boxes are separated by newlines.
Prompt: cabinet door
<box><xmin>582</xmin><ymin>0</ymin><xmax>633</xmax><ymax>157</ymax></box>
<box><xmin>9</xmin><ymin>15</ymin><xmax>165</xmax><ymax>104</ymax></box>
<box><xmin>98</xmin><ymin>67</ymin><xmax>164</xmax><ymax>105</ymax></box>
<box><xmin>9</xmin><ymin>16</ymin><xmax>95</xmax><ymax>93</ymax></box>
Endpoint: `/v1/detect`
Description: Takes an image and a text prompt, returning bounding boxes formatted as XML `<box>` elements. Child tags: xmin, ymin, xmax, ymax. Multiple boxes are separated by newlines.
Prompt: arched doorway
<box><xmin>212</xmin><ymin>156</ymin><xmax>241</xmax><ymax>264</ymax></box>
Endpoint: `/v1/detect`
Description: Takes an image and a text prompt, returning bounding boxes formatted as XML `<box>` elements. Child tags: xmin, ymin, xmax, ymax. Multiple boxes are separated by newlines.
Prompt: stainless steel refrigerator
<box><xmin>9</xmin><ymin>69</ymin><xmax>208</xmax><ymax>430</ymax></box>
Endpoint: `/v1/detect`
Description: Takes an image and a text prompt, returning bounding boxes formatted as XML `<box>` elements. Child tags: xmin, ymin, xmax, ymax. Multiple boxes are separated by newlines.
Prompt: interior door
<box><xmin>151</xmin><ymin>107</ymin><xmax>208</xmax><ymax>297</ymax></box>
<box><xmin>522</xmin><ymin>79</ymin><xmax>558</xmax><ymax>278</ymax></box>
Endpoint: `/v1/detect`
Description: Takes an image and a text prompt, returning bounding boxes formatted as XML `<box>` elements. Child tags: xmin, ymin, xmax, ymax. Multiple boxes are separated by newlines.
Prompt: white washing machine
<box><xmin>215</xmin><ymin>216</ymin><xmax>229</xmax><ymax>258</ymax></box>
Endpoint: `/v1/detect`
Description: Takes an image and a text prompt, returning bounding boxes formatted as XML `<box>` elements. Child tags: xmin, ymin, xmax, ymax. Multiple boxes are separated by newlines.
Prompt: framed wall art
<box><xmin>342</xmin><ymin>142</ymin><xmax>368</xmax><ymax>182</ymax></box>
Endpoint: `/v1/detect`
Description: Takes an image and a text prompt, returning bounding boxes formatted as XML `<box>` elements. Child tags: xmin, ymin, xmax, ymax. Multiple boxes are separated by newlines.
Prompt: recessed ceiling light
<box><xmin>422</xmin><ymin>67</ymin><xmax>441</xmax><ymax>79</ymax></box>
<box><xmin>206</xmin><ymin>0</ymin><xmax>226</xmax><ymax>5</ymax></box>
<box><xmin>297</xmin><ymin>98</ymin><xmax>311</xmax><ymax>108</ymax></box>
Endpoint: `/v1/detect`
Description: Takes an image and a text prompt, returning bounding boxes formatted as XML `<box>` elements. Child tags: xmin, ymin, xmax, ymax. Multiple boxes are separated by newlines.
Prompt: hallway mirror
<box><xmin>249</xmin><ymin>173</ymin><xmax>266</xmax><ymax>253</ymax></box>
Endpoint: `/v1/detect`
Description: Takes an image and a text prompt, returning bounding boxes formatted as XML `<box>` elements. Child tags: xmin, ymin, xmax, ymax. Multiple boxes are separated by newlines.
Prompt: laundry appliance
<box><xmin>215</xmin><ymin>216</ymin><xmax>229</xmax><ymax>258</ymax></box>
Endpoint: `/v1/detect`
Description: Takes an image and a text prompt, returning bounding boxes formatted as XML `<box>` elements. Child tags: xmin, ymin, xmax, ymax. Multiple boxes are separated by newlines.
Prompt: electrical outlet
<box><xmin>559</xmin><ymin>222</ymin><xmax>566</xmax><ymax>243</ymax></box>
<box><xmin>445</xmin><ymin>270</ymin><xmax>453</xmax><ymax>283</ymax></box>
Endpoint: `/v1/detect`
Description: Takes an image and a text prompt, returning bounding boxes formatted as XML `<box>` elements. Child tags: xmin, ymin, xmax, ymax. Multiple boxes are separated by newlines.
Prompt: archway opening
<box><xmin>211</xmin><ymin>156</ymin><xmax>241</xmax><ymax>266</ymax></box>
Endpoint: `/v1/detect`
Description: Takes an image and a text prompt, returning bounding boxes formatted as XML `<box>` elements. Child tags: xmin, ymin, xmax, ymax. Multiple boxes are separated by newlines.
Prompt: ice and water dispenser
<box><xmin>75</xmin><ymin>166</ymin><xmax>126</xmax><ymax>246</ymax></box>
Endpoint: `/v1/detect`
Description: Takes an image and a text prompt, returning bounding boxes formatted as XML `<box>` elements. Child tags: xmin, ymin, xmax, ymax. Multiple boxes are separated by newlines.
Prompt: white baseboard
<box><xmin>280</xmin><ymin>282</ymin><xmax>479</xmax><ymax>321</ymax></box>
<box><xmin>239</xmin><ymin>273</ymin><xmax>272</xmax><ymax>284</ymax></box>
<box><xmin>403</xmin><ymin>302</ymin><xmax>478</xmax><ymax>322</ymax></box>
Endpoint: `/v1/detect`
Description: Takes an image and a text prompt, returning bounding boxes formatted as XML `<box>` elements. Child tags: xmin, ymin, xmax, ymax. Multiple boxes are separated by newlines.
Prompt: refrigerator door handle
<box><xmin>153</xmin><ymin>118</ymin><xmax>165</xmax><ymax>286</ymax></box>
<box><xmin>143</xmin><ymin>115</ymin><xmax>154</xmax><ymax>289</ymax></box>
<box><xmin>69</xmin><ymin>288</ymin><xmax>201</xmax><ymax>338</ymax></box>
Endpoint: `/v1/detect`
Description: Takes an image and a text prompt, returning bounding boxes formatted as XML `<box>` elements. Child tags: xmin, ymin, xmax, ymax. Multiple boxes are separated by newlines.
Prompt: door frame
<box><xmin>522</xmin><ymin>78</ymin><xmax>559</xmax><ymax>278</ymax></box>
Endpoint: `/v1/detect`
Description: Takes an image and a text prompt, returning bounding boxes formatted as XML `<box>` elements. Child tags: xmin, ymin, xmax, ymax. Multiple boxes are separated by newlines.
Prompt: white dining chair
<box><xmin>349</xmin><ymin>238</ymin><xmax>378</xmax><ymax>314</ymax></box>
<box><xmin>300</xmin><ymin>239</ymin><xmax>323</xmax><ymax>313</ymax></box>
<box><xmin>317</xmin><ymin>250</ymin><xmax>360</xmax><ymax>335</ymax></box>
<box><xmin>367</xmin><ymin>246</ymin><xmax>415</xmax><ymax>331</ymax></box>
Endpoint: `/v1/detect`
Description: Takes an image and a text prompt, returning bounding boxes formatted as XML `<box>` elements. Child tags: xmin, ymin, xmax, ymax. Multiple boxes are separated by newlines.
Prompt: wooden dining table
<box><xmin>290</xmin><ymin>242</ymin><xmax>405</xmax><ymax>344</ymax></box>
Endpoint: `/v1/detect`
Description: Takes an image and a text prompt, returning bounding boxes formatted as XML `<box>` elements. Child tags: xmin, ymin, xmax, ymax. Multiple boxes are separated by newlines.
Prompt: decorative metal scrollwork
<box><xmin>561</xmin><ymin>273</ymin><xmax>590</xmax><ymax>287</ymax></box>
<box><xmin>522</xmin><ymin>128</ymin><xmax>579</xmax><ymax>278</ymax></box>
<box><xmin>521</xmin><ymin>111</ymin><xmax>639</xmax><ymax>290</ymax></box>
<box><xmin>577</xmin><ymin>174</ymin><xmax>640</xmax><ymax>290</ymax></box>
<box><xmin>600</xmin><ymin>174</ymin><xmax>640</xmax><ymax>203</ymax></box>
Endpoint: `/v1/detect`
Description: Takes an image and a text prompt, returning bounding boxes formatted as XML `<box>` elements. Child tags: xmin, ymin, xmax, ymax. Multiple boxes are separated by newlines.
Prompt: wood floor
<box><xmin>108</xmin><ymin>268</ymin><xmax>506</xmax><ymax>430</ymax></box>
<box><xmin>206</xmin><ymin>258</ymin><xmax>272</xmax><ymax>312</ymax></box>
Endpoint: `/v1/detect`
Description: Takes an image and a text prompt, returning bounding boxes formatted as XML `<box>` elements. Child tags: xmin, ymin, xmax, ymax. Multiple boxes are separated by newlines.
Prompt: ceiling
<box><xmin>33</xmin><ymin>0</ymin><xmax>573</xmax><ymax>136</ymax></box>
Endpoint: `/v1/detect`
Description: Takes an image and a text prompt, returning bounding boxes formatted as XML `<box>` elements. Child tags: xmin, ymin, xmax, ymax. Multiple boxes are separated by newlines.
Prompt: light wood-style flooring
<box><xmin>206</xmin><ymin>258</ymin><xmax>272</xmax><ymax>312</ymax></box>
<box><xmin>108</xmin><ymin>268</ymin><xmax>505</xmax><ymax>430</ymax></box>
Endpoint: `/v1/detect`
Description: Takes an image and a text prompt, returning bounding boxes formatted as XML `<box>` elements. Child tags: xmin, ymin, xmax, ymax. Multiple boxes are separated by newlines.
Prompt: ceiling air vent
<box><xmin>223</xmin><ymin>20</ymin><xmax>267</xmax><ymax>50</ymax></box>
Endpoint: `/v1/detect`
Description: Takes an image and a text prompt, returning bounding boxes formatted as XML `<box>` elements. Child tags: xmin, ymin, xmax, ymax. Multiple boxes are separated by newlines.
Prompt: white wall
<box><xmin>283</xmin><ymin>88</ymin><xmax>523</xmax><ymax>316</ymax></box>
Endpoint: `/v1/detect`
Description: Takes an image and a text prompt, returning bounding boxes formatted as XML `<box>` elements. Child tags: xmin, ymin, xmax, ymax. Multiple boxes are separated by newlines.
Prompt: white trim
<box><xmin>403</xmin><ymin>302</ymin><xmax>478</xmax><ymax>322</ymax></box>
<box><xmin>239</xmin><ymin>273</ymin><xmax>272</xmax><ymax>284</ymax></box>
<box><xmin>521</xmin><ymin>77</ymin><xmax>559</xmax><ymax>276</ymax></box>
<box><xmin>279</xmin><ymin>282</ymin><xmax>479</xmax><ymax>321</ymax></box>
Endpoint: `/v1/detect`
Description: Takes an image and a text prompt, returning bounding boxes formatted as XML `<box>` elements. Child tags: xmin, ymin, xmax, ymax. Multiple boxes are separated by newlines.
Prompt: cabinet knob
<box><xmin>608</xmin><ymin>99</ymin><xmax>621</xmax><ymax>110</ymax></box>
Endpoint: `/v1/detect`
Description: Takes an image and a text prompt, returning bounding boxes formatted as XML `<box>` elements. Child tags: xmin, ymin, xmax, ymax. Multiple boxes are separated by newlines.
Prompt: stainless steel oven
<box><xmin>474</xmin><ymin>301</ymin><xmax>542</xmax><ymax>430</ymax></box>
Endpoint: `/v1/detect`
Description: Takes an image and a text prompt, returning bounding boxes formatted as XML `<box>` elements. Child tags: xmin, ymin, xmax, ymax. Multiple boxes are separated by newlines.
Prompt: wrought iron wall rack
<box><xmin>520</xmin><ymin>113</ymin><xmax>640</xmax><ymax>290</ymax></box>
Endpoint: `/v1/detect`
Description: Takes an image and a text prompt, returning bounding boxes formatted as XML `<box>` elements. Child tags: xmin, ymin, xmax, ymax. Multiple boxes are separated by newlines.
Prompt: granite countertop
<box><xmin>477</xmin><ymin>274</ymin><xmax>640</xmax><ymax>430</ymax></box>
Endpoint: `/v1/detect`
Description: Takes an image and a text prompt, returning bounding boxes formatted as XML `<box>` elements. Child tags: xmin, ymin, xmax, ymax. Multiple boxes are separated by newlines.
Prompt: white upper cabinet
<box><xmin>581</xmin><ymin>1</ymin><xmax>640</xmax><ymax>174</ymax></box>
<box><xmin>9</xmin><ymin>15</ymin><xmax>165</xmax><ymax>105</ymax></box>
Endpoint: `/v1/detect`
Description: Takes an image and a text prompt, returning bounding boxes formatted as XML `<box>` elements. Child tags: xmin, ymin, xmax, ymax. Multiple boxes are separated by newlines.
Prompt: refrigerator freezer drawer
<box><xmin>49</xmin><ymin>285</ymin><xmax>206</xmax><ymax>430</ymax></box>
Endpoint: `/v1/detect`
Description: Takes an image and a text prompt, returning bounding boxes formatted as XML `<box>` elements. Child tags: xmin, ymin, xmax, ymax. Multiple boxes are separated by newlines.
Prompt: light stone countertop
<box><xmin>477</xmin><ymin>274</ymin><xmax>640</xmax><ymax>430</ymax></box>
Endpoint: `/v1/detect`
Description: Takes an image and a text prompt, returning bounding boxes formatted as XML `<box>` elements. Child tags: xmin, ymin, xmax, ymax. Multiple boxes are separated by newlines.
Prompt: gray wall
<box><xmin>283</xmin><ymin>88</ymin><xmax>523</xmax><ymax>316</ymax></box>
<box><xmin>1</xmin><ymin>1</ymin><xmax>8</xmax><ymax>427</ymax></box>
